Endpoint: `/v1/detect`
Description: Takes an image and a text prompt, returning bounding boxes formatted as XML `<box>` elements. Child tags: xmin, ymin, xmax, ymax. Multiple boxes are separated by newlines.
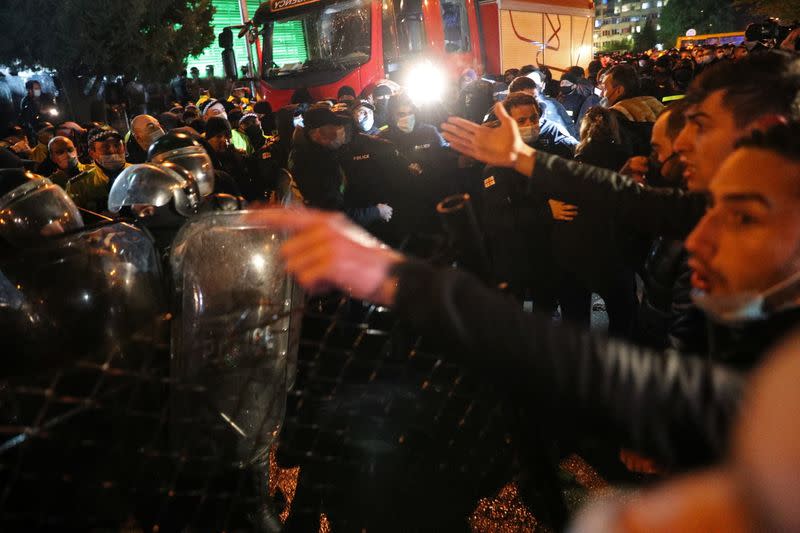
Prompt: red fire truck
<box><xmin>249</xmin><ymin>0</ymin><xmax>594</xmax><ymax>108</ymax></box>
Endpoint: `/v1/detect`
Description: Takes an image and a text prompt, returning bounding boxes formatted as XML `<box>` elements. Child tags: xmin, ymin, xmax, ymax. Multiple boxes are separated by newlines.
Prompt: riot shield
<box><xmin>0</xmin><ymin>220</ymin><xmax>169</xmax><ymax>375</ymax></box>
<box><xmin>169</xmin><ymin>210</ymin><xmax>300</xmax><ymax>474</ymax></box>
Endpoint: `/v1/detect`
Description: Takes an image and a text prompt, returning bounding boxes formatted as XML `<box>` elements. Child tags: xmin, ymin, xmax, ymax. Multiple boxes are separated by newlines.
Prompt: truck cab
<box><xmin>253</xmin><ymin>0</ymin><xmax>484</xmax><ymax>107</ymax></box>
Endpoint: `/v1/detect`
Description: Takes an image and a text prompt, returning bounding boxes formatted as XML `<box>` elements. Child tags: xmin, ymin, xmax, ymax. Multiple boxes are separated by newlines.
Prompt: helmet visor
<box><xmin>0</xmin><ymin>180</ymin><xmax>84</xmax><ymax>246</ymax></box>
<box><xmin>151</xmin><ymin>146</ymin><xmax>215</xmax><ymax>197</ymax></box>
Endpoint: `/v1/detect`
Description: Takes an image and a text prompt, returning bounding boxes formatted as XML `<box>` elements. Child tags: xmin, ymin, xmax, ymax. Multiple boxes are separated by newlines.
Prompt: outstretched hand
<box><xmin>548</xmin><ymin>199</ymin><xmax>579</xmax><ymax>221</ymax></box>
<box><xmin>247</xmin><ymin>207</ymin><xmax>405</xmax><ymax>306</ymax></box>
<box><xmin>441</xmin><ymin>103</ymin><xmax>534</xmax><ymax>172</ymax></box>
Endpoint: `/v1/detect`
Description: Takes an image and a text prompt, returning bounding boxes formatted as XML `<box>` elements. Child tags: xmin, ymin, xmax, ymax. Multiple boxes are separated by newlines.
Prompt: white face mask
<box><xmin>396</xmin><ymin>114</ymin><xmax>415</xmax><ymax>134</ymax></box>
<box><xmin>97</xmin><ymin>153</ymin><xmax>126</xmax><ymax>171</ymax></box>
<box><xmin>518</xmin><ymin>125</ymin><xmax>539</xmax><ymax>144</ymax></box>
<box><xmin>357</xmin><ymin>110</ymin><xmax>374</xmax><ymax>132</ymax></box>
<box><xmin>691</xmin><ymin>270</ymin><xmax>800</xmax><ymax>325</ymax></box>
<box><xmin>33</xmin><ymin>89</ymin><xmax>42</xmax><ymax>98</ymax></box>
<box><xmin>139</xmin><ymin>128</ymin><xmax>165</xmax><ymax>150</ymax></box>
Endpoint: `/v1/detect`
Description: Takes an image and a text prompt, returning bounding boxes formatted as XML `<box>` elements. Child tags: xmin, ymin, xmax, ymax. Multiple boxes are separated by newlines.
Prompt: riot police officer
<box><xmin>380</xmin><ymin>94</ymin><xmax>458</xmax><ymax>233</ymax></box>
<box><xmin>289</xmin><ymin>105</ymin><xmax>393</xmax><ymax>233</ymax></box>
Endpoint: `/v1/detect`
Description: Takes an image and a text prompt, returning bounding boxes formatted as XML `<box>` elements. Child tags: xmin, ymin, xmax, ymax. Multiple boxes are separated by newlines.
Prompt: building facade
<box><xmin>593</xmin><ymin>0</ymin><xmax>666</xmax><ymax>51</ymax></box>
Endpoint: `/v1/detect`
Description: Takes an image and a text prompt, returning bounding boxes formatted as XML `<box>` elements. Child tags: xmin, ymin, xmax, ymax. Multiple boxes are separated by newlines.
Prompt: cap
<box><xmin>353</xmin><ymin>100</ymin><xmax>375</xmax><ymax>112</ymax></box>
<box><xmin>373</xmin><ymin>84</ymin><xmax>393</xmax><ymax>99</ymax></box>
<box><xmin>199</xmin><ymin>98</ymin><xmax>221</xmax><ymax>116</ymax></box>
<box><xmin>87</xmin><ymin>127</ymin><xmax>123</xmax><ymax>145</ymax></box>
<box><xmin>302</xmin><ymin>106</ymin><xmax>351</xmax><ymax>129</ymax></box>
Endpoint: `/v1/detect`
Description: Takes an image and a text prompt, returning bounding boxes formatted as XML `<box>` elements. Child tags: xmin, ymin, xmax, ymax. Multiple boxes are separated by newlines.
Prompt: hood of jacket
<box><xmin>611</xmin><ymin>95</ymin><xmax>665</xmax><ymax>122</ymax></box>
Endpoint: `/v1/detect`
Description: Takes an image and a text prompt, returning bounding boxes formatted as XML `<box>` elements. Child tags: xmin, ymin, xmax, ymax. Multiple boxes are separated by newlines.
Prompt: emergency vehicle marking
<box><xmin>271</xmin><ymin>0</ymin><xmax>321</xmax><ymax>12</ymax></box>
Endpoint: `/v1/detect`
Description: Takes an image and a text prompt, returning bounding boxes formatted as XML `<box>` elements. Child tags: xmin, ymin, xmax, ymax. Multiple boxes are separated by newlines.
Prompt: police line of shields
<box><xmin>0</xmin><ymin>137</ymin><xmax>487</xmax><ymax>528</ymax></box>
<box><xmin>0</xmin><ymin>165</ymin><xmax>301</xmax><ymax>529</ymax></box>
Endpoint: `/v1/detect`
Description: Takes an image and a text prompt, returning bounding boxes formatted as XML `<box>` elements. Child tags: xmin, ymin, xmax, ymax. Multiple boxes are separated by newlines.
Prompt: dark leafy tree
<box><xmin>659</xmin><ymin>0</ymin><xmax>739</xmax><ymax>48</ymax></box>
<box><xmin>634</xmin><ymin>19</ymin><xmax>660</xmax><ymax>51</ymax></box>
<box><xmin>601</xmin><ymin>39</ymin><xmax>634</xmax><ymax>52</ymax></box>
<box><xmin>0</xmin><ymin>0</ymin><xmax>215</xmax><ymax>120</ymax></box>
<box><xmin>734</xmin><ymin>0</ymin><xmax>800</xmax><ymax>21</ymax></box>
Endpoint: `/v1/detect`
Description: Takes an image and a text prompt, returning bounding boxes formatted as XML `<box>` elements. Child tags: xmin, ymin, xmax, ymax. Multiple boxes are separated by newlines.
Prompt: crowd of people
<box><xmin>2</xmin><ymin>29</ymin><xmax>800</xmax><ymax>529</ymax></box>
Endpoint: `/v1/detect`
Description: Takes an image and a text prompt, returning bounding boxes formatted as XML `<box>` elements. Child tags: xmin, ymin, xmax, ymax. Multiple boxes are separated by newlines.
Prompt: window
<box><xmin>595</xmin><ymin>19</ymin><xmax>602</xmax><ymax>27</ymax></box>
<box><xmin>394</xmin><ymin>0</ymin><xmax>426</xmax><ymax>55</ymax></box>
<box><xmin>656</xmin><ymin>24</ymin><xmax>661</xmax><ymax>30</ymax></box>
<box><xmin>630</xmin><ymin>16</ymin><xmax>639</xmax><ymax>22</ymax></box>
<box><xmin>641</xmin><ymin>2</ymin><xmax>650</xmax><ymax>8</ymax></box>
<box><xmin>382</xmin><ymin>0</ymin><xmax>399</xmax><ymax>63</ymax></box>
<box><xmin>613</xmin><ymin>6</ymin><xmax>620</xmax><ymax>14</ymax></box>
<box><xmin>264</xmin><ymin>0</ymin><xmax>371</xmax><ymax>78</ymax></box>
<box><xmin>620</xmin><ymin>3</ymin><xmax>630</xmax><ymax>12</ymax></box>
<box><xmin>636</xmin><ymin>25</ymin><xmax>641</xmax><ymax>32</ymax></box>
<box><xmin>656</xmin><ymin>0</ymin><xmax>662</xmax><ymax>5</ymax></box>
<box><xmin>440</xmin><ymin>0</ymin><xmax>471</xmax><ymax>53</ymax></box>
<box><xmin>271</xmin><ymin>20</ymin><xmax>309</xmax><ymax>67</ymax></box>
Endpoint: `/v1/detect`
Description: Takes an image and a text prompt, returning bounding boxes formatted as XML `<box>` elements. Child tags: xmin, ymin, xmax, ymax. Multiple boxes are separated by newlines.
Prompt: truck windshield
<box><xmin>264</xmin><ymin>0</ymin><xmax>371</xmax><ymax>78</ymax></box>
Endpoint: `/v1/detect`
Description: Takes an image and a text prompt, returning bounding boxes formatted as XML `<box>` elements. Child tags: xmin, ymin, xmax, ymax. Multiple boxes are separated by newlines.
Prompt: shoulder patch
<box><xmin>484</xmin><ymin>176</ymin><xmax>496</xmax><ymax>188</ymax></box>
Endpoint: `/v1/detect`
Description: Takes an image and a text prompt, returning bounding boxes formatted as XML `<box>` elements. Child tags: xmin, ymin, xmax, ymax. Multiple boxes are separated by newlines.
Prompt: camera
<box><xmin>745</xmin><ymin>19</ymin><xmax>799</xmax><ymax>50</ymax></box>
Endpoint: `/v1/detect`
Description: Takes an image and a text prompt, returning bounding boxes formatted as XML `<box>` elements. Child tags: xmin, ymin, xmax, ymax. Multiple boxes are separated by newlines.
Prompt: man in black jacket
<box><xmin>252</xmin><ymin>121</ymin><xmax>800</xmax><ymax>472</ymax></box>
<box><xmin>289</xmin><ymin>105</ymin><xmax>396</xmax><ymax>233</ymax></box>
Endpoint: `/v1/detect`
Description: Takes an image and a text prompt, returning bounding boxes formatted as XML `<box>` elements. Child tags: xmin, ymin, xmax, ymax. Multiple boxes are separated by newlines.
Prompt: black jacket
<box><xmin>480</xmin><ymin>164</ymin><xmax>553</xmax><ymax>296</ymax></box>
<box><xmin>125</xmin><ymin>136</ymin><xmax>148</xmax><ymax>164</ymax></box>
<box><xmin>380</xmin><ymin>124</ymin><xmax>458</xmax><ymax>232</ymax></box>
<box><xmin>289</xmin><ymin>133</ymin><xmax>381</xmax><ymax>226</ymax></box>
<box><xmin>335</xmin><ymin>133</ymin><xmax>418</xmax><ymax>238</ymax></box>
<box><xmin>391</xmin><ymin>259</ymin><xmax>800</xmax><ymax>468</ymax></box>
<box><xmin>533</xmin><ymin>152</ymin><xmax>704</xmax><ymax>292</ymax></box>
<box><xmin>636</xmin><ymin>238</ymin><xmax>707</xmax><ymax>353</ymax></box>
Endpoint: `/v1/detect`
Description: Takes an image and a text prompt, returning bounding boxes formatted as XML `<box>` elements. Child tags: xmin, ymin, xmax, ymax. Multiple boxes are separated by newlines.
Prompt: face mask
<box><xmin>97</xmin><ymin>153</ymin><xmax>126</xmax><ymax>171</ymax></box>
<box><xmin>691</xmin><ymin>270</ymin><xmax>800</xmax><ymax>325</ymax></box>
<box><xmin>396</xmin><ymin>114</ymin><xmax>415</xmax><ymax>134</ymax></box>
<box><xmin>598</xmin><ymin>97</ymin><xmax>609</xmax><ymax>108</ymax></box>
<box><xmin>33</xmin><ymin>89</ymin><xmax>42</xmax><ymax>98</ymax></box>
<box><xmin>519</xmin><ymin>125</ymin><xmax>539</xmax><ymax>144</ymax></box>
<box><xmin>357</xmin><ymin>113</ymin><xmax>374</xmax><ymax>133</ymax></box>
<box><xmin>147</xmin><ymin>128</ymin><xmax>165</xmax><ymax>147</ymax></box>
<box><xmin>54</xmin><ymin>152</ymin><xmax>78</xmax><ymax>171</ymax></box>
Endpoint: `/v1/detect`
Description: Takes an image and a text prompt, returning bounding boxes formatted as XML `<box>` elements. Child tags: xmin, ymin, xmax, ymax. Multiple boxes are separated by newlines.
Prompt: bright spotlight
<box><xmin>403</xmin><ymin>61</ymin><xmax>446</xmax><ymax>105</ymax></box>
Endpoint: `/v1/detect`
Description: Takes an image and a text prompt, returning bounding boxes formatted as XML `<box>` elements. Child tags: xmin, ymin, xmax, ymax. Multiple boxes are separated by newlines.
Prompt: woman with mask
<box><xmin>478</xmin><ymin>93</ymin><xmax>568</xmax><ymax>310</ymax></box>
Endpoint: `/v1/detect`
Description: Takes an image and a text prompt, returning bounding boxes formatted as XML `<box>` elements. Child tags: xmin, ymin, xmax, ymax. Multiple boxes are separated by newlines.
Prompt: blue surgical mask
<box><xmin>397</xmin><ymin>114</ymin><xmax>415</xmax><ymax>134</ymax></box>
<box><xmin>691</xmin><ymin>270</ymin><xmax>800</xmax><ymax>325</ymax></box>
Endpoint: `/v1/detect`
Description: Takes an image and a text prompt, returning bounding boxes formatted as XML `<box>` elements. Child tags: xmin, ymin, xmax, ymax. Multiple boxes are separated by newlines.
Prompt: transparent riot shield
<box><xmin>169</xmin><ymin>210</ymin><xmax>300</xmax><ymax>474</ymax></box>
<box><xmin>0</xmin><ymin>220</ymin><xmax>169</xmax><ymax>376</ymax></box>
